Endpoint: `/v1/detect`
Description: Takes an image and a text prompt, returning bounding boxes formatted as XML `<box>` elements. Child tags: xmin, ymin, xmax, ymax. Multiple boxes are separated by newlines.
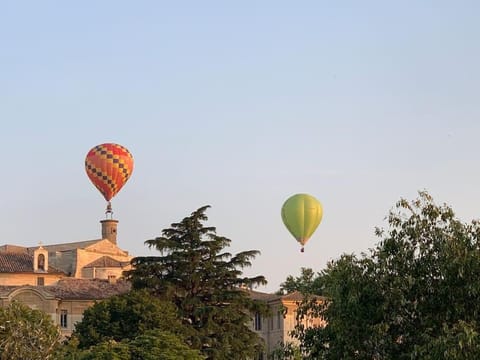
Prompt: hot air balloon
<box><xmin>85</xmin><ymin>143</ymin><xmax>134</xmax><ymax>216</ymax></box>
<box><xmin>281</xmin><ymin>193</ymin><xmax>323</xmax><ymax>252</ymax></box>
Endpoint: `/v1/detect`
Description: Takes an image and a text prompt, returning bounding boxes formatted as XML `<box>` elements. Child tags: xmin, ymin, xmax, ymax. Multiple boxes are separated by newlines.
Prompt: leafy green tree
<box><xmin>0</xmin><ymin>301</ymin><xmax>61</xmax><ymax>360</ymax></box>
<box><xmin>73</xmin><ymin>290</ymin><xmax>186</xmax><ymax>349</ymax></box>
<box><xmin>277</xmin><ymin>267</ymin><xmax>321</xmax><ymax>295</ymax></box>
<box><xmin>55</xmin><ymin>331</ymin><xmax>204</xmax><ymax>360</ymax></box>
<box><xmin>293</xmin><ymin>254</ymin><xmax>382</xmax><ymax>359</ymax></box>
<box><xmin>292</xmin><ymin>191</ymin><xmax>480</xmax><ymax>359</ymax></box>
<box><xmin>75</xmin><ymin>341</ymin><xmax>131</xmax><ymax>360</ymax></box>
<box><xmin>129</xmin><ymin>329</ymin><xmax>204</xmax><ymax>360</ymax></box>
<box><xmin>413</xmin><ymin>320</ymin><xmax>480</xmax><ymax>359</ymax></box>
<box><xmin>52</xmin><ymin>337</ymin><xmax>81</xmax><ymax>360</ymax></box>
<box><xmin>126</xmin><ymin>206</ymin><xmax>268</xmax><ymax>359</ymax></box>
<box><xmin>269</xmin><ymin>341</ymin><xmax>302</xmax><ymax>360</ymax></box>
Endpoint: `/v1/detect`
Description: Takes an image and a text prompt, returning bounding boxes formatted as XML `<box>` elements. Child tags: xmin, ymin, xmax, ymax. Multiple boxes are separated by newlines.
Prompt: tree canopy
<box><xmin>128</xmin><ymin>329</ymin><xmax>205</xmax><ymax>360</ymax></box>
<box><xmin>73</xmin><ymin>289</ymin><xmax>187</xmax><ymax>349</ymax></box>
<box><xmin>290</xmin><ymin>191</ymin><xmax>480</xmax><ymax>359</ymax></box>
<box><xmin>125</xmin><ymin>205</ymin><xmax>268</xmax><ymax>359</ymax></box>
<box><xmin>277</xmin><ymin>267</ymin><xmax>320</xmax><ymax>295</ymax></box>
<box><xmin>59</xmin><ymin>331</ymin><xmax>205</xmax><ymax>360</ymax></box>
<box><xmin>0</xmin><ymin>301</ymin><xmax>61</xmax><ymax>360</ymax></box>
<box><xmin>59</xmin><ymin>290</ymin><xmax>202</xmax><ymax>359</ymax></box>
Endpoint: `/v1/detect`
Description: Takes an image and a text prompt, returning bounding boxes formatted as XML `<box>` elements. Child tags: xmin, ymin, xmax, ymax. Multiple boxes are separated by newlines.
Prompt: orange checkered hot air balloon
<box><xmin>85</xmin><ymin>143</ymin><xmax>134</xmax><ymax>216</ymax></box>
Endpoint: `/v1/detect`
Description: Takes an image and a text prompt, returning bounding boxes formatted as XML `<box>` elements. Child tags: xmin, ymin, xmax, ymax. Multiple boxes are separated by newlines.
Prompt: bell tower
<box><xmin>33</xmin><ymin>245</ymin><xmax>49</xmax><ymax>272</ymax></box>
<box><xmin>100</xmin><ymin>219</ymin><xmax>119</xmax><ymax>245</ymax></box>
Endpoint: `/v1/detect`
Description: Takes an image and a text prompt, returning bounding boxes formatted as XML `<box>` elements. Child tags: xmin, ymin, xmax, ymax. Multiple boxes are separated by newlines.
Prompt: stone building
<box><xmin>250</xmin><ymin>290</ymin><xmax>326</xmax><ymax>358</ymax></box>
<box><xmin>0</xmin><ymin>278</ymin><xmax>130</xmax><ymax>336</ymax></box>
<box><xmin>0</xmin><ymin>218</ymin><xmax>132</xmax><ymax>336</ymax></box>
<box><xmin>0</xmin><ymin>216</ymin><xmax>324</xmax><ymax>350</ymax></box>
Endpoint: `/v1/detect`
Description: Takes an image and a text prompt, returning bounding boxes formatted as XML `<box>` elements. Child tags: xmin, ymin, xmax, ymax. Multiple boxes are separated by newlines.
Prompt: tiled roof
<box><xmin>46</xmin><ymin>278</ymin><xmax>131</xmax><ymax>300</ymax></box>
<box><xmin>280</xmin><ymin>291</ymin><xmax>325</xmax><ymax>303</ymax></box>
<box><xmin>0</xmin><ymin>252</ymin><xmax>32</xmax><ymax>272</ymax></box>
<box><xmin>0</xmin><ymin>279</ymin><xmax>131</xmax><ymax>300</ymax></box>
<box><xmin>0</xmin><ymin>252</ymin><xmax>64</xmax><ymax>274</ymax></box>
<box><xmin>248</xmin><ymin>289</ymin><xmax>324</xmax><ymax>303</ymax></box>
<box><xmin>280</xmin><ymin>291</ymin><xmax>305</xmax><ymax>302</ymax></box>
<box><xmin>248</xmin><ymin>289</ymin><xmax>279</xmax><ymax>301</ymax></box>
<box><xmin>83</xmin><ymin>256</ymin><xmax>130</xmax><ymax>268</ymax></box>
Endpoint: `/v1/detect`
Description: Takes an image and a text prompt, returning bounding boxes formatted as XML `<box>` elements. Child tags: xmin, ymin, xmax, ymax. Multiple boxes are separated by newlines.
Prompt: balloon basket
<box><xmin>105</xmin><ymin>202</ymin><xmax>113</xmax><ymax>219</ymax></box>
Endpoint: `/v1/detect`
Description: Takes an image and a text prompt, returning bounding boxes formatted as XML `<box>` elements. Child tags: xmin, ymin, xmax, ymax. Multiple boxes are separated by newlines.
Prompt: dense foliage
<box><xmin>0</xmin><ymin>301</ymin><xmax>61</xmax><ymax>360</ymax></box>
<box><xmin>58</xmin><ymin>290</ymin><xmax>203</xmax><ymax>359</ymax></box>
<box><xmin>291</xmin><ymin>192</ymin><xmax>480</xmax><ymax>359</ymax></box>
<box><xmin>128</xmin><ymin>329</ymin><xmax>205</xmax><ymax>360</ymax></box>
<box><xmin>277</xmin><ymin>267</ymin><xmax>320</xmax><ymax>295</ymax></box>
<box><xmin>73</xmin><ymin>290</ymin><xmax>186</xmax><ymax>349</ymax></box>
<box><xmin>57</xmin><ymin>330</ymin><xmax>205</xmax><ymax>360</ymax></box>
<box><xmin>126</xmin><ymin>206</ymin><xmax>268</xmax><ymax>359</ymax></box>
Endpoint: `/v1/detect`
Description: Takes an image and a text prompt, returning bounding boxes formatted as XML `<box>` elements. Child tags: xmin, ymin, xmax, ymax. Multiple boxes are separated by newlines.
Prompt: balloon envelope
<box><xmin>85</xmin><ymin>143</ymin><xmax>134</xmax><ymax>201</ymax></box>
<box><xmin>281</xmin><ymin>193</ymin><xmax>323</xmax><ymax>247</ymax></box>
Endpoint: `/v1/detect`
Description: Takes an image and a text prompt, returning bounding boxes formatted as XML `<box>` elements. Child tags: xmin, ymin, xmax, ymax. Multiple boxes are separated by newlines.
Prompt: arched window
<box><xmin>38</xmin><ymin>254</ymin><xmax>45</xmax><ymax>271</ymax></box>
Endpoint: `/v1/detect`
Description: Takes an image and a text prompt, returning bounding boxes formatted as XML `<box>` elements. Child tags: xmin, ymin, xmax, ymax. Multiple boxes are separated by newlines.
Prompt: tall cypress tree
<box><xmin>126</xmin><ymin>206</ymin><xmax>268</xmax><ymax>359</ymax></box>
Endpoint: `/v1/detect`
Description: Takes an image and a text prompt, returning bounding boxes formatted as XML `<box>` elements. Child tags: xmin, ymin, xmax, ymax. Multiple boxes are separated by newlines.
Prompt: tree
<box><xmin>125</xmin><ymin>206</ymin><xmax>268</xmax><ymax>359</ymax></box>
<box><xmin>63</xmin><ymin>290</ymin><xmax>201</xmax><ymax>359</ymax></box>
<box><xmin>56</xmin><ymin>331</ymin><xmax>204</xmax><ymax>360</ymax></box>
<box><xmin>292</xmin><ymin>191</ymin><xmax>480</xmax><ymax>359</ymax></box>
<box><xmin>129</xmin><ymin>329</ymin><xmax>205</xmax><ymax>360</ymax></box>
<box><xmin>269</xmin><ymin>341</ymin><xmax>303</xmax><ymax>360</ymax></box>
<box><xmin>73</xmin><ymin>290</ymin><xmax>187</xmax><ymax>349</ymax></box>
<box><xmin>293</xmin><ymin>254</ymin><xmax>382</xmax><ymax>359</ymax></box>
<box><xmin>74</xmin><ymin>341</ymin><xmax>131</xmax><ymax>360</ymax></box>
<box><xmin>277</xmin><ymin>267</ymin><xmax>321</xmax><ymax>295</ymax></box>
<box><xmin>0</xmin><ymin>301</ymin><xmax>61</xmax><ymax>360</ymax></box>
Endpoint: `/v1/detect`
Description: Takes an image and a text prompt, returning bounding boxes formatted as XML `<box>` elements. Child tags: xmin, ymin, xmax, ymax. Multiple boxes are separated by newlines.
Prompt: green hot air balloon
<box><xmin>281</xmin><ymin>193</ymin><xmax>323</xmax><ymax>252</ymax></box>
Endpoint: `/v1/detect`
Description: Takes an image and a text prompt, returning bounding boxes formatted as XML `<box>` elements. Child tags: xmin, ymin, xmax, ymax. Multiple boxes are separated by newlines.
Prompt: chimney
<box><xmin>100</xmin><ymin>219</ymin><xmax>119</xmax><ymax>244</ymax></box>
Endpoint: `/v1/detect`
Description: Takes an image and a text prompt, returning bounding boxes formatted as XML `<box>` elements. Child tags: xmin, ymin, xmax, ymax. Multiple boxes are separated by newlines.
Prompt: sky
<box><xmin>1</xmin><ymin>1</ymin><xmax>479</xmax><ymax>292</ymax></box>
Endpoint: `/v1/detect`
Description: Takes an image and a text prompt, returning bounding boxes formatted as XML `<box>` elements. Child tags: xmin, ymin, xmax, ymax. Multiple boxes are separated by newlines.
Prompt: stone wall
<box><xmin>81</xmin><ymin>266</ymin><xmax>130</xmax><ymax>280</ymax></box>
<box><xmin>0</xmin><ymin>273</ymin><xmax>63</xmax><ymax>286</ymax></box>
<box><xmin>57</xmin><ymin>299</ymin><xmax>94</xmax><ymax>336</ymax></box>
<box><xmin>48</xmin><ymin>250</ymin><xmax>76</xmax><ymax>276</ymax></box>
<box><xmin>74</xmin><ymin>248</ymin><xmax>132</xmax><ymax>278</ymax></box>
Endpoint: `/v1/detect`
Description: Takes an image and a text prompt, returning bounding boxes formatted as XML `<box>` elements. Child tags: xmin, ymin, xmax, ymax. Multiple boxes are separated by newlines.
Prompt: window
<box><xmin>37</xmin><ymin>277</ymin><xmax>44</xmax><ymax>286</ymax></box>
<box><xmin>60</xmin><ymin>310</ymin><xmax>68</xmax><ymax>328</ymax></box>
<box><xmin>277</xmin><ymin>311</ymin><xmax>282</xmax><ymax>329</ymax></box>
<box><xmin>254</xmin><ymin>312</ymin><xmax>262</xmax><ymax>331</ymax></box>
<box><xmin>37</xmin><ymin>254</ymin><xmax>45</xmax><ymax>271</ymax></box>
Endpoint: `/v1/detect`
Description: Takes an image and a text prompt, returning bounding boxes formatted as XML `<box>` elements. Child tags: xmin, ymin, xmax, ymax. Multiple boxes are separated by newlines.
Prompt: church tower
<box><xmin>100</xmin><ymin>219</ymin><xmax>119</xmax><ymax>245</ymax></box>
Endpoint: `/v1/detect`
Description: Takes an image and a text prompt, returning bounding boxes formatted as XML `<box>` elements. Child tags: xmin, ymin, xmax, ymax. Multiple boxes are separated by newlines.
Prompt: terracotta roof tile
<box><xmin>0</xmin><ymin>252</ymin><xmax>64</xmax><ymax>274</ymax></box>
<box><xmin>0</xmin><ymin>279</ymin><xmax>131</xmax><ymax>300</ymax></box>
<box><xmin>248</xmin><ymin>289</ymin><xmax>279</xmax><ymax>301</ymax></box>
<box><xmin>46</xmin><ymin>278</ymin><xmax>131</xmax><ymax>300</ymax></box>
<box><xmin>248</xmin><ymin>289</ymin><xmax>325</xmax><ymax>303</ymax></box>
<box><xmin>0</xmin><ymin>252</ymin><xmax>32</xmax><ymax>272</ymax></box>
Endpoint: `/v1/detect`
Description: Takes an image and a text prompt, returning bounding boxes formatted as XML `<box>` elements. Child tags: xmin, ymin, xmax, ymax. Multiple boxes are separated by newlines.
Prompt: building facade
<box><xmin>0</xmin><ymin>279</ymin><xmax>130</xmax><ymax>336</ymax></box>
<box><xmin>0</xmin><ymin>217</ymin><xmax>323</xmax><ymax>351</ymax></box>
<box><xmin>0</xmin><ymin>218</ymin><xmax>132</xmax><ymax>336</ymax></box>
<box><xmin>250</xmin><ymin>290</ymin><xmax>325</xmax><ymax>358</ymax></box>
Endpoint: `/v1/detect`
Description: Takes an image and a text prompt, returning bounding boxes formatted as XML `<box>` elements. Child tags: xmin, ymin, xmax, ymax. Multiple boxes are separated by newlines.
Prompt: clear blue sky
<box><xmin>1</xmin><ymin>1</ymin><xmax>479</xmax><ymax>292</ymax></box>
